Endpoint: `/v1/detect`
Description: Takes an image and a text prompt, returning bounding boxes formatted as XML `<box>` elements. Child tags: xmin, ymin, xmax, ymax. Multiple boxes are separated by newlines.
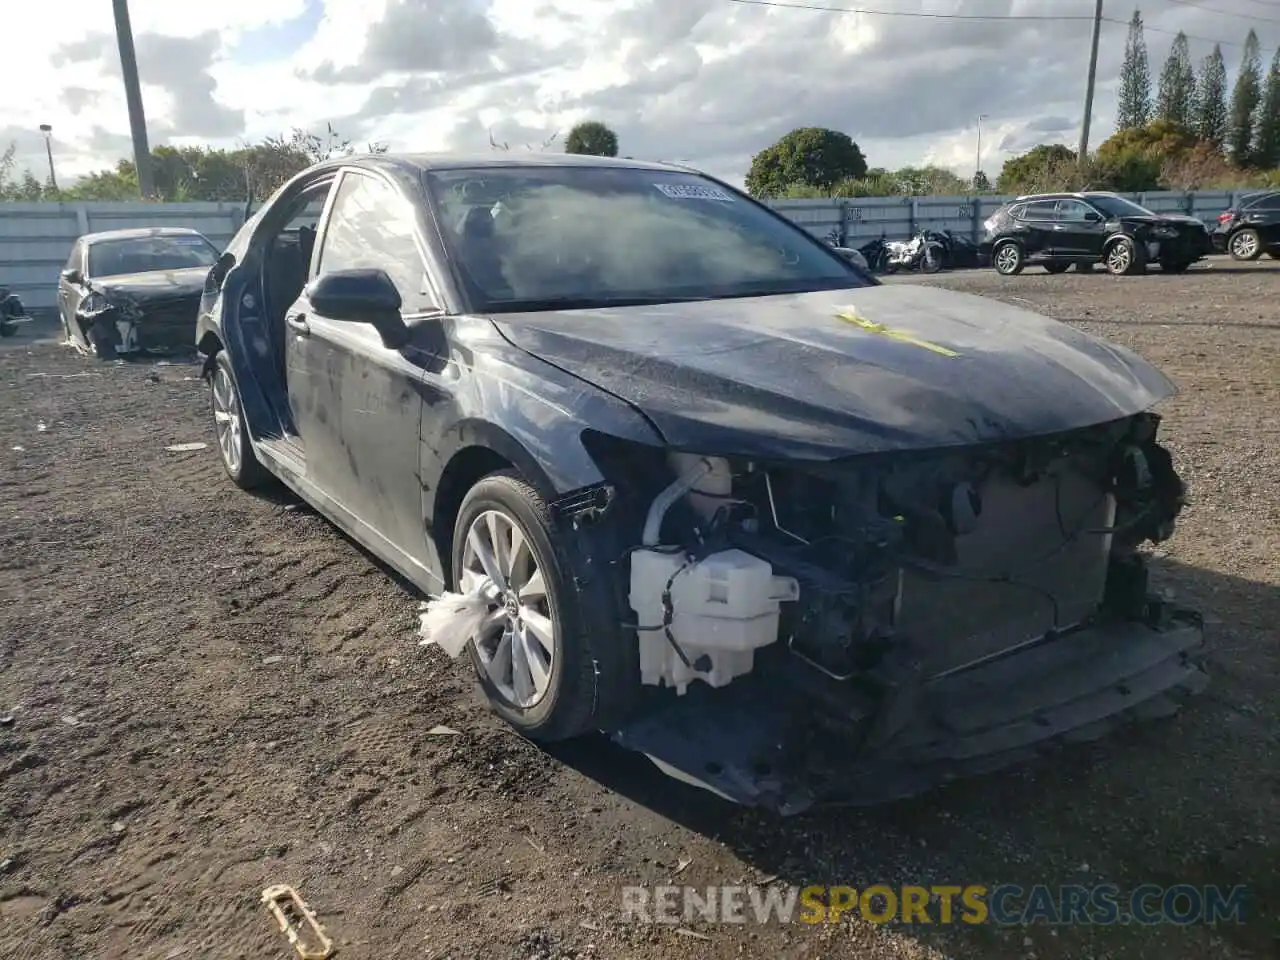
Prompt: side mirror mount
<box><xmin>1084</xmin><ymin>211</ymin><xmax>1102</xmax><ymax>222</ymax></box>
<box><xmin>306</xmin><ymin>268</ymin><xmax>409</xmax><ymax>349</ymax></box>
<box><xmin>61</xmin><ymin>268</ymin><xmax>82</xmax><ymax>285</ymax></box>
<box><xmin>209</xmin><ymin>251</ymin><xmax>235</xmax><ymax>289</ymax></box>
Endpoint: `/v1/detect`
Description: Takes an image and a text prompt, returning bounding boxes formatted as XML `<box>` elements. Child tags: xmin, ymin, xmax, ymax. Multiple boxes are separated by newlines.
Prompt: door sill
<box><xmin>258</xmin><ymin>435</ymin><xmax>306</xmax><ymax>472</ymax></box>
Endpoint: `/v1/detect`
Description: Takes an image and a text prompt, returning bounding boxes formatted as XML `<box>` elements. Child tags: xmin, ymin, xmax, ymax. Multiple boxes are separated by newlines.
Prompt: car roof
<box><xmin>81</xmin><ymin>226</ymin><xmax>210</xmax><ymax>244</ymax></box>
<box><xmin>311</xmin><ymin>151</ymin><xmax>695</xmax><ymax>177</ymax></box>
<box><xmin>1010</xmin><ymin>191</ymin><xmax>1123</xmax><ymax>203</ymax></box>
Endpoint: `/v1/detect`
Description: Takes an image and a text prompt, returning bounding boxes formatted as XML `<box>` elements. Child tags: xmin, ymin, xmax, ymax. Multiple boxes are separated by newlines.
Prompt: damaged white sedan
<box><xmin>195</xmin><ymin>152</ymin><xmax>1207</xmax><ymax>814</ymax></box>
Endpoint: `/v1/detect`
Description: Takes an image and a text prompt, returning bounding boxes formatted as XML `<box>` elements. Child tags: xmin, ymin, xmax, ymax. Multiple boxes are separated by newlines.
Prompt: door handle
<box><xmin>1052</xmin><ymin>224</ymin><xmax>1066</xmax><ymax>230</ymax></box>
<box><xmin>286</xmin><ymin>313</ymin><xmax>310</xmax><ymax>335</ymax></box>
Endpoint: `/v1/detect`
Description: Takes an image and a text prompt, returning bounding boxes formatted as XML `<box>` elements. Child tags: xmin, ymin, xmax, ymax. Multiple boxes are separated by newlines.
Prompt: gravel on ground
<box><xmin>1</xmin><ymin>259</ymin><xmax>1276</xmax><ymax>960</ymax></box>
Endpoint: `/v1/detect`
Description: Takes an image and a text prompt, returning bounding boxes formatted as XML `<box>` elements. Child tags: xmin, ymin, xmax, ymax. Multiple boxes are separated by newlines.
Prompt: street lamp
<box><xmin>39</xmin><ymin>123</ymin><xmax>57</xmax><ymax>190</ymax></box>
<box><xmin>974</xmin><ymin>114</ymin><xmax>988</xmax><ymax>185</ymax></box>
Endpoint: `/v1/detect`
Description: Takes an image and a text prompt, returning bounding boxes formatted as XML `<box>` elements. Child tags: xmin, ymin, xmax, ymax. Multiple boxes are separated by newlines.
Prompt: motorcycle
<box><xmin>822</xmin><ymin>230</ymin><xmax>870</xmax><ymax>271</ymax></box>
<box><xmin>877</xmin><ymin>231</ymin><xmax>946</xmax><ymax>274</ymax></box>
<box><xmin>858</xmin><ymin>233</ymin><xmax>945</xmax><ymax>275</ymax></box>
<box><xmin>0</xmin><ymin>285</ymin><xmax>31</xmax><ymax>337</ymax></box>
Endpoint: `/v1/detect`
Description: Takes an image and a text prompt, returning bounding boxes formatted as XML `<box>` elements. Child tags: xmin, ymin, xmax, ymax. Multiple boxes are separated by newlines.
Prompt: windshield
<box><xmin>1087</xmin><ymin>195</ymin><xmax>1155</xmax><ymax>218</ymax></box>
<box><xmin>87</xmin><ymin>235</ymin><xmax>220</xmax><ymax>277</ymax></box>
<box><xmin>424</xmin><ymin>166</ymin><xmax>868</xmax><ymax>312</ymax></box>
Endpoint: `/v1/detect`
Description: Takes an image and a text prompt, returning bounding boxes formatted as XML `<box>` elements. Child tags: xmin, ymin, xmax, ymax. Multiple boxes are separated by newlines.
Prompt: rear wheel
<box><xmin>210</xmin><ymin>351</ymin><xmax>271</xmax><ymax>489</ymax></box>
<box><xmin>453</xmin><ymin>471</ymin><xmax>623</xmax><ymax>741</ymax></box>
<box><xmin>1228</xmin><ymin>228</ymin><xmax>1262</xmax><ymax>261</ymax></box>
<box><xmin>1044</xmin><ymin>262</ymin><xmax>1070</xmax><ymax>274</ymax></box>
<box><xmin>993</xmin><ymin>240</ymin><xmax>1024</xmax><ymax>276</ymax></box>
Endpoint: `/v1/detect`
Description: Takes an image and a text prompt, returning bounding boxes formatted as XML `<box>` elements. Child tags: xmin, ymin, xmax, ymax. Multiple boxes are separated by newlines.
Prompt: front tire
<box><xmin>1105</xmin><ymin>237</ymin><xmax>1146</xmax><ymax>275</ymax></box>
<box><xmin>1229</xmin><ymin>228</ymin><xmax>1262</xmax><ymax>261</ymax></box>
<box><xmin>86</xmin><ymin>318</ymin><xmax>116</xmax><ymax>360</ymax></box>
<box><xmin>210</xmin><ymin>351</ymin><xmax>270</xmax><ymax>489</ymax></box>
<box><xmin>993</xmin><ymin>240</ymin><xmax>1024</xmax><ymax>276</ymax></box>
<box><xmin>452</xmin><ymin>471</ymin><xmax>609</xmax><ymax>741</ymax></box>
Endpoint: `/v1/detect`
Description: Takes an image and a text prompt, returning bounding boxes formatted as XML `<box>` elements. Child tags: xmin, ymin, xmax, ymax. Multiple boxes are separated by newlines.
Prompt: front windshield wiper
<box><xmin>484</xmin><ymin>294</ymin><xmax>714</xmax><ymax>312</ymax></box>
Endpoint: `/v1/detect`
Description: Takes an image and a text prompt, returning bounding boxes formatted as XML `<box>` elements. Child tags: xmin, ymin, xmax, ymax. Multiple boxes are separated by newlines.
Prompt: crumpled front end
<box><xmin>598</xmin><ymin>411</ymin><xmax>1207</xmax><ymax>812</ymax></box>
<box><xmin>74</xmin><ymin>287</ymin><xmax>202</xmax><ymax>358</ymax></box>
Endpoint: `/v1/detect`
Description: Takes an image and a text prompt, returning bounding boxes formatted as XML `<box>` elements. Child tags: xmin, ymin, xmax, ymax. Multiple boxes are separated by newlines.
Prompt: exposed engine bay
<box><xmin>611</xmin><ymin>412</ymin><xmax>1204</xmax><ymax>811</ymax></box>
<box><xmin>630</xmin><ymin>412</ymin><xmax>1185</xmax><ymax>695</ymax></box>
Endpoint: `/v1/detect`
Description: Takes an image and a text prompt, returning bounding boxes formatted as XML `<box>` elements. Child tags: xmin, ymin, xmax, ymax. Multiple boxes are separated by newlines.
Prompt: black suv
<box><xmin>1211</xmin><ymin>190</ymin><xmax>1280</xmax><ymax>261</ymax></box>
<box><xmin>979</xmin><ymin>191</ymin><xmax>1212</xmax><ymax>276</ymax></box>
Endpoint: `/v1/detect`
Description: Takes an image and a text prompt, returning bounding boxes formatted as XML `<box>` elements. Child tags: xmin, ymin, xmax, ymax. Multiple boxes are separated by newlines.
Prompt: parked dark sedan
<box><xmin>58</xmin><ymin>227</ymin><xmax>221</xmax><ymax>358</ymax></box>
<box><xmin>1210</xmin><ymin>190</ymin><xmax>1280</xmax><ymax>260</ymax></box>
<box><xmin>980</xmin><ymin>191</ymin><xmax>1212</xmax><ymax>276</ymax></box>
<box><xmin>195</xmin><ymin>153</ymin><xmax>1206</xmax><ymax>813</ymax></box>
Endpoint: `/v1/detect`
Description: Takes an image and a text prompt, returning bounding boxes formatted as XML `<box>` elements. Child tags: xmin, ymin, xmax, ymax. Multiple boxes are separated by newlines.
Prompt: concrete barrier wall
<box><xmin>0</xmin><ymin>190</ymin><xmax>1243</xmax><ymax>311</ymax></box>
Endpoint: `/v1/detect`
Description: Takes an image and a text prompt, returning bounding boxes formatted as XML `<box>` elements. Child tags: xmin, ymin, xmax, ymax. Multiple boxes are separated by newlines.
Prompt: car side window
<box><xmin>1021</xmin><ymin>201</ymin><xmax>1059</xmax><ymax>221</ymax></box>
<box><xmin>1250</xmin><ymin>193</ymin><xmax>1280</xmax><ymax>211</ymax></box>
<box><xmin>315</xmin><ymin>172</ymin><xmax>434</xmax><ymax>313</ymax></box>
<box><xmin>1056</xmin><ymin>200</ymin><xmax>1093</xmax><ymax>221</ymax></box>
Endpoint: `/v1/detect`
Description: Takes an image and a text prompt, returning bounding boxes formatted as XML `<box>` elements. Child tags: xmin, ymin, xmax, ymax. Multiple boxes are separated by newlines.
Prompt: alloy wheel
<box><xmin>1230</xmin><ymin>231</ymin><xmax>1259</xmax><ymax>259</ymax></box>
<box><xmin>211</xmin><ymin>366</ymin><xmax>243</xmax><ymax>475</ymax></box>
<box><xmin>460</xmin><ymin>509</ymin><xmax>555</xmax><ymax>709</ymax></box>
<box><xmin>1107</xmin><ymin>243</ymin><xmax>1132</xmax><ymax>273</ymax></box>
<box><xmin>995</xmin><ymin>244</ymin><xmax>1020</xmax><ymax>274</ymax></box>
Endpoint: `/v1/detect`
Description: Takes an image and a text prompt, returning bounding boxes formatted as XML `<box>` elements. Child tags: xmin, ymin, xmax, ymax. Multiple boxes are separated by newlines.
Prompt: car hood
<box><xmin>1117</xmin><ymin>213</ymin><xmax>1204</xmax><ymax>229</ymax></box>
<box><xmin>491</xmin><ymin>285</ymin><xmax>1176</xmax><ymax>460</ymax></box>
<box><xmin>92</xmin><ymin>267</ymin><xmax>209</xmax><ymax>301</ymax></box>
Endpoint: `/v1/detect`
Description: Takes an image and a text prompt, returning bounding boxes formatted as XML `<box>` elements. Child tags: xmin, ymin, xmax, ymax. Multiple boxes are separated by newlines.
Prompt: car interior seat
<box><xmin>458</xmin><ymin>206</ymin><xmax>510</xmax><ymax>296</ymax></box>
<box><xmin>266</xmin><ymin>232</ymin><xmax>305</xmax><ymax>380</ymax></box>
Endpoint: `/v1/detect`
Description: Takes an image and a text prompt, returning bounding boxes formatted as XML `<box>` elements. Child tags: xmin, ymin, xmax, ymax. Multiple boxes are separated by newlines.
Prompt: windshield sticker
<box><xmin>654</xmin><ymin>183</ymin><xmax>736</xmax><ymax>202</ymax></box>
<box><xmin>834</xmin><ymin>306</ymin><xmax>961</xmax><ymax>358</ymax></box>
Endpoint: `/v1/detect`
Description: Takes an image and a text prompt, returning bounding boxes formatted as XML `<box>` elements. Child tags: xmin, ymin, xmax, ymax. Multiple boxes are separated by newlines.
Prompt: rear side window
<box><xmin>1020</xmin><ymin>201</ymin><xmax>1059</xmax><ymax>220</ymax></box>
<box><xmin>1245</xmin><ymin>192</ymin><xmax>1280</xmax><ymax>210</ymax></box>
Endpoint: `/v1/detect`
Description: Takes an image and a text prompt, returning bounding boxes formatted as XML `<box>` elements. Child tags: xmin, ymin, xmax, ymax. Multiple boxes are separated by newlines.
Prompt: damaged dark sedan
<box><xmin>196</xmin><ymin>153</ymin><xmax>1207</xmax><ymax>814</ymax></box>
<box><xmin>59</xmin><ymin>227</ymin><xmax>222</xmax><ymax>358</ymax></box>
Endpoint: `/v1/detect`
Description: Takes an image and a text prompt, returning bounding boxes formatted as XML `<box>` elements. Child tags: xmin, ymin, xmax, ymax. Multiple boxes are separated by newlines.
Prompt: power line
<box><xmin>1134</xmin><ymin>19</ymin><xmax>1278</xmax><ymax>52</ymax></box>
<box><xmin>722</xmin><ymin>0</ymin><xmax>1099</xmax><ymax>22</ymax></box>
<box><xmin>720</xmin><ymin>0</ymin><xmax>1277</xmax><ymax>56</ymax></box>
<box><xmin>1156</xmin><ymin>0</ymin><xmax>1280</xmax><ymax>25</ymax></box>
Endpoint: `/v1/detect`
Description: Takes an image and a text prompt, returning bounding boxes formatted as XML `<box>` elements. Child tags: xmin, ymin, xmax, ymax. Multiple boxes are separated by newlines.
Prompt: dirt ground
<box><xmin>1</xmin><ymin>259</ymin><xmax>1277</xmax><ymax>960</ymax></box>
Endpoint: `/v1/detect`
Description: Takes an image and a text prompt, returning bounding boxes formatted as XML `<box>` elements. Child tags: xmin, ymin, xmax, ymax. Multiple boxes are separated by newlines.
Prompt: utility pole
<box><xmin>975</xmin><ymin>114</ymin><xmax>988</xmax><ymax>183</ymax></box>
<box><xmin>1078</xmin><ymin>0</ymin><xmax>1104</xmax><ymax>163</ymax></box>
<box><xmin>111</xmin><ymin>0</ymin><xmax>155</xmax><ymax>198</ymax></box>
<box><xmin>38</xmin><ymin>124</ymin><xmax>57</xmax><ymax>190</ymax></box>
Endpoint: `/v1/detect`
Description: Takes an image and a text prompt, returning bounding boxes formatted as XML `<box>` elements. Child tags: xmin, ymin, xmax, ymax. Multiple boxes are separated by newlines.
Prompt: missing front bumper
<box><xmin>610</xmin><ymin>606</ymin><xmax>1207</xmax><ymax>814</ymax></box>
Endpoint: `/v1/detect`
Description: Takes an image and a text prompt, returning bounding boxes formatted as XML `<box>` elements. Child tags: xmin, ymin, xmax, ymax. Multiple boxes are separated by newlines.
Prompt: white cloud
<box><xmin>3</xmin><ymin>0</ymin><xmax>1278</xmax><ymax>188</ymax></box>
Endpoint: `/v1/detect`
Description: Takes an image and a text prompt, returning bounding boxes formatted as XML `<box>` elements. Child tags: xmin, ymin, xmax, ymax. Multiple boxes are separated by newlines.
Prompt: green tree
<box><xmin>1118</xmin><ymin>10</ymin><xmax>1152</xmax><ymax>129</ymax></box>
<box><xmin>40</xmin><ymin>123</ymin><xmax>387</xmax><ymax>203</ymax></box>
<box><xmin>744</xmin><ymin>127</ymin><xmax>867</xmax><ymax>198</ymax></box>
<box><xmin>995</xmin><ymin>144</ymin><xmax>1077</xmax><ymax>193</ymax></box>
<box><xmin>1257</xmin><ymin>49</ymin><xmax>1280</xmax><ymax>169</ymax></box>
<box><xmin>1097</xmin><ymin>118</ymin><xmax>1200</xmax><ymax>164</ymax></box>
<box><xmin>1194</xmin><ymin>45</ymin><xmax>1229</xmax><ymax>149</ymax></box>
<box><xmin>972</xmin><ymin>170</ymin><xmax>991</xmax><ymax>191</ymax></box>
<box><xmin>1228</xmin><ymin>29</ymin><xmax>1263</xmax><ymax>167</ymax></box>
<box><xmin>563</xmin><ymin>121</ymin><xmax>619</xmax><ymax>157</ymax></box>
<box><xmin>1156</xmin><ymin>32</ymin><xmax>1196</xmax><ymax>129</ymax></box>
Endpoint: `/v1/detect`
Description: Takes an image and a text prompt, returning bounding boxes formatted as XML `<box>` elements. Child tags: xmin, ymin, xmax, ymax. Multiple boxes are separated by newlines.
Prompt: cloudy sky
<box><xmin>4</xmin><ymin>0</ymin><xmax>1278</xmax><ymax>189</ymax></box>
